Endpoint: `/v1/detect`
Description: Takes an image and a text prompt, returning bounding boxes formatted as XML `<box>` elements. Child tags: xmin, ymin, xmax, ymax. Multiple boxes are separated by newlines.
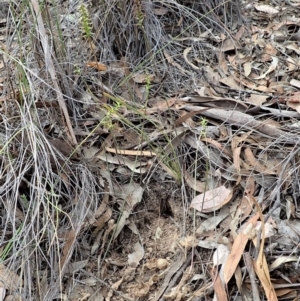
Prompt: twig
<box><xmin>164</xmin><ymin>252</ymin><xmax>193</xmax><ymax>295</ymax></box>
<box><xmin>244</xmin><ymin>252</ymin><xmax>261</xmax><ymax>301</ymax></box>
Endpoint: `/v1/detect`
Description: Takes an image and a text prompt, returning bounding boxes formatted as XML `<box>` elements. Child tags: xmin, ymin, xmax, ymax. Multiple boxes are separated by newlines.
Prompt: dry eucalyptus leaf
<box><xmin>290</xmin><ymin>79</ymin><xmax>300</xmax><ymax>89</ymax></box>
<box><xmin>113</xmin><ymin>210</ymin><xmax>130</xmax><ymax>239</ymax></box>
<box><xmin>243</xmin><ymin>62</ymin><xmax>252</xmax><ymax>77</ymax></box>
<box><xmin>127</xmin><ymin>220</ymin><xmax>139</xmax><ymax>235</ymax></box>
<box><xmin>254</xmin><ymin>4</ymin><xmax>279</xmax><ymax>14</ymax></box>
<box><xmin>286</xmin><ymin>196</ymin><xmax>295</xmax><ymax>220</ymax></box>
<box><xmin>269</xmin><ymin>256</ymin><xmax>299</xmax><ymax>272</ymax></box>
<box><xmin>219</xmin><ymin>76</ymin><xmax>240</xmax><ymax>90</ymax></box>
<box><xmin>224</xmin><ymin>213</ymin><xmax>259</xmax><ymax>284</ymax></box>
<box><xmin>246</xmin><ymin>94</ymin><xmax>268</xmax><ymax>105</ymax></box>
<box><xmin>255</xmin><ymin>221</ymin><xmax>276</xmax><ymax>238</ymax></box>
<box><xmin>213</xmin><ymin>244</ymin><xmax>230</xmax><ymax>266</ymax></box>
<box><xmin>184</xmin><ymin>169</ymin><xmax>206</xmax><ymax>193</ymax></box>
<box><xmin>196</xmin><ymin>206</ymin><xmax>230</xmax><ymax>234</ymax></box>
<box><xmin>190</xmin><ymin>185</ymin><xmax>232</xmax><ymax>213</ymax></box>
<box><xmin>60</xmin><ymin>230</ymin><xmax>76</xmax><ymax>269</ymax></box>
<box><xmin>97</xmin><ymin>152</ymin><xmax>148</xmax><ymax>174</ymax></box>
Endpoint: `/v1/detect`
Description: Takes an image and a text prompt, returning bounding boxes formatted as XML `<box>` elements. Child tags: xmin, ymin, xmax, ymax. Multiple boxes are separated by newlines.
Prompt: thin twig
<box><xmin>244</xmin><ymin>252</ymin><xmax>261</xmax><ymax>301</ymax></box>
<box><xmin>164</xmin><ymin>252</ymin><xmax>193</xmax><ymax>295</ymax></box>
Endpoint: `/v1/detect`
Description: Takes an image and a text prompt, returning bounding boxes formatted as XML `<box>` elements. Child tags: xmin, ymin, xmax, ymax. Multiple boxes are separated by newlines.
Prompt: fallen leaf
<box><xmin>286</xmin><ymin>196</ymin><xmax>295</xmax><ymax>220</ymax></box>
<box><xmin>183</xmin><ymin>47</ymin><xmax>200</xmax><ymax>70</ymax></box>
<box><xmin>211</xmin><ymin>268</ymin><xmax>227</xmax><ymax>301</ymax></box>
<box><xmin>290</xmin><ymin>79</ymin><xmax>300</xmax><ymax>89</ymax></box>
<box><xmin>152</xmin><ymin>254</ymin><xmax>186</xmax><ymax>301</ymax></box>
<box><xmin>0</xmin><ymin>264</ymin><xmax>21</xmax><ymax>291</ymax></box>
<box><xmin>105</xmin><ymin>147</ymin><xmax>156</xmax><ymax>157</ymax></box>
<box><xmin>190</xmin><ymin>185</ymin><xmax>232</xmax><ymax>213</ymax></box>
<box><xmin>235</xmin><ymin>26</ymin><xmax>246</xmax><ymax>40</ymax></box>
<box><xmin>255</xmin><ymin>221</ymin><xmax>276</xmax><ymax>238</ymax></box>
<box><xmin>48</xmin><ymin>138</ymin><xmax>75</xmax><ymax>157</ymax></box>
<box><xmin>220</xmin><ymin>38</ymin><xmax>240</xmax><ymax>52</ymax></box>
<box><xmin>286</xmin><ymin>92</ymin><xmax>300</xmax><ymax>113</ymax></box>
<box><xmin>254</xmin><ymin>56</ymin><xmax>278</xmax><ymax>79</ymax></box>
<box><xmin>261</xmin><ymin>43</ymin><xmax>277</xmax><ymax>62</ymax></box>
<box><xmin>113</xmin><ymin>183</ymin><xmax>144</xmax><ymax>238</ymax></box>
<box><xmin>254</xmin><ymin>4</ymin><xmax>279</xmax><ymax>15</ymax></box>
<box><xmin>60</xmin><ymin>230</ymin><xmax>76</xmax><ymax>270</ymax></box>
<box><xmin>287</xmin><ymin>57</ymin><xmax>299</xmax><ymax>72</ymax></box>
<box><xmin>198</xmin><ymin>240</ymin><xmax>220</xmax><ymax>249</ymax></box>
<box><xmin>183</xmin><ymin>169</ymin><xmax>207</xmax><ymax>193</ymax></box>
<box><xmin>224</xmin><ymin>213</ymin><xmax>260</xmax><ymax>283</ymax></box>
<box><xmin>269</xmin><ymin>256</ymin><xmax>299</xmax><ymax>272</ymax></box>
<box><xmin>243</xmin><ymin>147</ymin><xmax>277</xmax><ymax>175</ymax></box>
<box><xmin>192</xmin><ymin>107</ymin><xmax>290</xmax><ymax>141</ymax></box>
<box><xmin>107</xmin><ymin>277</ymin><xmax>124</xmax><ymax>301</ymax></box>
<box><xmin>243</xmin><ymin>62</ymin><xmax>252</xmax><ymax>77</ymax></box>
<box><xmin>253</xmin><ymin>249</ymin><xmax>278</xmax><ymax>301</ymax></box>
<box><xmin>246</xmin><ymin>94</ymin><xmax>268</xmax><ymax>105</ymax></box>
<box><xmin>275</xmin><ymin>288</ymin><xmax>298</xmax><ymax>297</ymax></box>
<box><xmin>128</xmin><ymin>242</ymin><xmax>145</xmax><ymax>268</ymax></box>
<box><xmin>97</xmin><ymin>152</ymin><xmax>149</xmax><ymax>174</ymax></box>
<box><xmin>213</xmin><ymin>244</ymin><xmax>230</xmax><ymax>266</ymax></box>
<box><xmin>248</xmin><ymin>194</ymin><xmax>278</xmax><ymax>301</ymax></box>
<box><xmin>92</xmin><ymin>207</ymin><xmax>112</xmax><ymax>230</ymax></box>
<box><xmin>219</xmin><ymin>75</ymin><xmax>240</xmax><ymax>90</ymax></box>
<box><xmin>86</xmin><ymin>61</ymin><xmax>107</xmax><ymax>71</ymax></box>
<box><xmin>201</xmin><ymin>137</ymin><xmax>232</xmax><ymax>158</ymax></box>
<box><xmin>196</xmin><ymin>206</ymin><xmax>230</xmax><ymax>235</ymax></box>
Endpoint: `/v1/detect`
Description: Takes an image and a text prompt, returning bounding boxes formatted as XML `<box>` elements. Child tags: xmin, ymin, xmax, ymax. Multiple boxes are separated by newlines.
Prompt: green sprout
<box><xmin>78</xmin><ymin>2</ymin><xmax>93</xmax><ymax>39</ymax></box>
<box><xmin>199</xmin><ymin>117</ymin><xmax>208</xmax><ymax>138</ymax></box>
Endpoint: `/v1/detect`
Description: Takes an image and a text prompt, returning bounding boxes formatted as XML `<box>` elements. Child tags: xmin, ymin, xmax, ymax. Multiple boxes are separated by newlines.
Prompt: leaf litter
<box><xmin>2</xmin><ymin>0</ymin><xmax>300</xmax><ymax>300</ymax></box>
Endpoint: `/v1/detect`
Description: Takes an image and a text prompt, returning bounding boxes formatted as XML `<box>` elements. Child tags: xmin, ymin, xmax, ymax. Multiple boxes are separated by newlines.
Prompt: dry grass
<box><xmin>0</xmin><ymin>0</ymin><xmax>244</xmax><ymax>300</ymax></box>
